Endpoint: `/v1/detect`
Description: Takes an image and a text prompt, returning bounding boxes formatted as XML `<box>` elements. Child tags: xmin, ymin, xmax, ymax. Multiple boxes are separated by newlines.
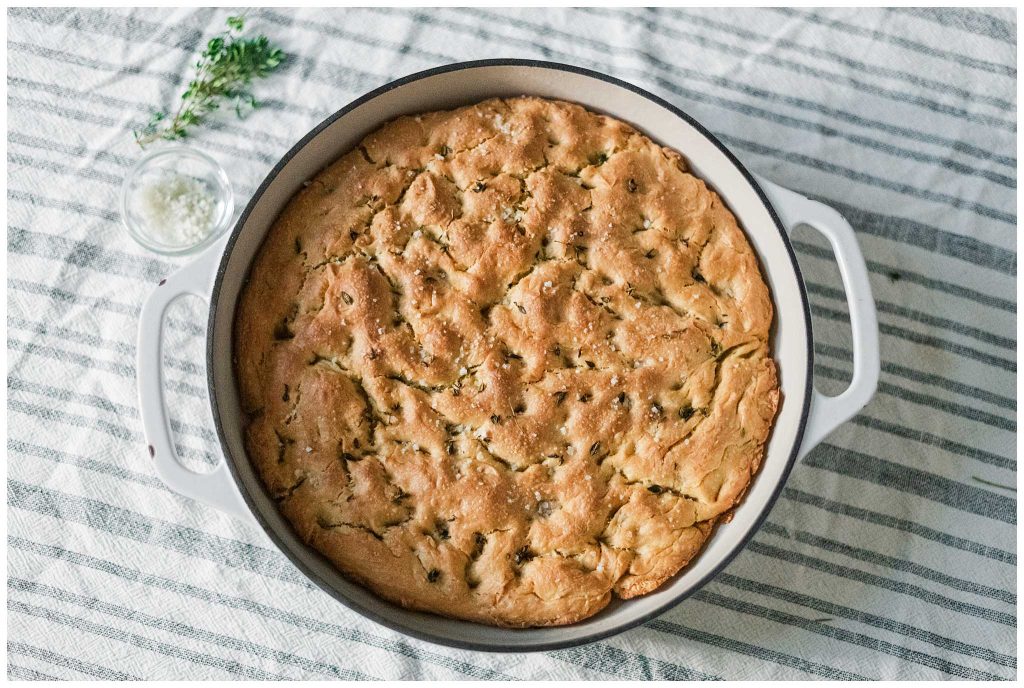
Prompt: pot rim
<box><xmin>206</xmin><ymin>58</ymin><xmax>814</xmax><ymax>652</ymax></box>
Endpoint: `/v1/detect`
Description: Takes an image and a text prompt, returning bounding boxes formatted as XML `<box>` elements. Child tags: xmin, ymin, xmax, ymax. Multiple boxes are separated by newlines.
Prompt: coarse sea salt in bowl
<box><xmin>121</xmin><ymin>146</ymin><xmax>234</xmax><ymax>256</ymax></box>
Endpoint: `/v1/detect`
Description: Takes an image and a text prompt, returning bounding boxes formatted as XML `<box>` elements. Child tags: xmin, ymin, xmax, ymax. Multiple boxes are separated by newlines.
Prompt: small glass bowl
<box><xmin>121</xmin><ymin>146</ymin><xmax>234</xmax><ymax>255</ymax></box>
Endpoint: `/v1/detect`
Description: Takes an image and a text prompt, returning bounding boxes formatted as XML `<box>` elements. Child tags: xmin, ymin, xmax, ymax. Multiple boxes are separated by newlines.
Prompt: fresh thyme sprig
<box><xmin>134</xmin><ymin>15</ymin><xmax>285</xmax><ymax>147</ymax></box>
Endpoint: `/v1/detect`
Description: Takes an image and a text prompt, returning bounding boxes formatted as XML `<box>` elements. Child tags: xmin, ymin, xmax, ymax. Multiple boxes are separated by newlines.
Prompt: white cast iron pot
<box><xmin>137</xmin><ymin>60</ymin><xmax>880</xmax><ymax>651</ymax></box>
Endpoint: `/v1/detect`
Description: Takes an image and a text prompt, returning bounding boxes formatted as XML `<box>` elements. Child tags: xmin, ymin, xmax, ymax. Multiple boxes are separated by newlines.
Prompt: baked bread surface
<box><xmin>234</xmin><ymin>96</ymin><xmax>779</xmax><ymax>627</ymax></box>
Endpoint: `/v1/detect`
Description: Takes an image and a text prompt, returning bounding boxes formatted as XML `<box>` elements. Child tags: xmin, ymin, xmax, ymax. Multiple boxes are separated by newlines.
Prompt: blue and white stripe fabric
<box><xmin>7</xmin><ymin>7</ymin><xmax>1015</xmax><ymax>680</ymax></box>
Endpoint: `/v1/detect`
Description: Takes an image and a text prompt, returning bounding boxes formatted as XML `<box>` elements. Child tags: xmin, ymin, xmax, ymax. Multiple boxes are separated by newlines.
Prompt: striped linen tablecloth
<box><xmin>7</xmin><ymin>7</ymin><xmax>1016</xmax><ymax>681</ymax></box>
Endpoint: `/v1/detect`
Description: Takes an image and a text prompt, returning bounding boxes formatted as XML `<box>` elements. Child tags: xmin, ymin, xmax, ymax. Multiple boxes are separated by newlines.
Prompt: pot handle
<box><xmin>136</xmin><ymin>239</ymin><xmax>250</xmax><ymax>519</ymax></box>
<box><xmin>755</xmin><ymin>176</ymin><xmax>880</xmax><ymax>458</ymax></box>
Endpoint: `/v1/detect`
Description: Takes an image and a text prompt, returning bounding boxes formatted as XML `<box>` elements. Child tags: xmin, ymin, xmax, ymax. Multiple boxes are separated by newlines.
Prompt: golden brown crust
<box><xmin>234</xmin><ymin>96</ymin><xmax>779</xmax><ymax>627</ymax></box>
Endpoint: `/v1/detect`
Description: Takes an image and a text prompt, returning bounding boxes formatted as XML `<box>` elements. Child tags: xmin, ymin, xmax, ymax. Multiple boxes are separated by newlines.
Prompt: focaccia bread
<box><xmin>234</xmin><ymin>96</ymin><xmax>779</xmax><ymax>627</ymax></box>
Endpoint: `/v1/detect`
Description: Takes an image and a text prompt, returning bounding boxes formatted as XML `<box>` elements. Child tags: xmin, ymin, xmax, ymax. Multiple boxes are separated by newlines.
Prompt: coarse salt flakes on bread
<box><xmin>234</xmin><ymin>96</ymin><xmax>779</xmax><ymax>627</ymax></box>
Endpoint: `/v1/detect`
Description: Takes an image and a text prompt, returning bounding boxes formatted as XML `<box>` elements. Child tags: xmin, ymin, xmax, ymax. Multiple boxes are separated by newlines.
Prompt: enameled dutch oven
<box><xmin>137</xmin><ymin>60</ymin><xmax>880</xmax><ymax>652</ymax></box>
